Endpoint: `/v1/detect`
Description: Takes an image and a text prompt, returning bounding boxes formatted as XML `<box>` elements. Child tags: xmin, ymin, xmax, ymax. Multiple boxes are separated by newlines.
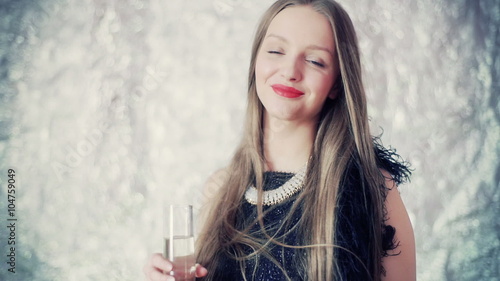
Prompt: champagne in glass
<box><xmin>164</xmin><ymin>204</ymin><xmax>196</xmax><ymax>281</ymax></box>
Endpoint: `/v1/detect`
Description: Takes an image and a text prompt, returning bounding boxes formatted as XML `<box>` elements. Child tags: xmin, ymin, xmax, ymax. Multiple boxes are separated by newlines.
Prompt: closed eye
<box><xmin>268</xmin><ymin>50</ymin><xmax>283</xmax><ymax>55</ymax></box>
<box><xmin>307</xmin><ymin>60</ymin><xmax>325</xmax><ymax>68</ymax></box>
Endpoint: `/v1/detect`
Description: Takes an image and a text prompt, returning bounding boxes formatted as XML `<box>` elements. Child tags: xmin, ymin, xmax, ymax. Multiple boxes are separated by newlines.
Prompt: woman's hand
<box><xmin>143</xmin><ymin>253</ymin><xmax>208</xmax><ymax>281</ymax></box>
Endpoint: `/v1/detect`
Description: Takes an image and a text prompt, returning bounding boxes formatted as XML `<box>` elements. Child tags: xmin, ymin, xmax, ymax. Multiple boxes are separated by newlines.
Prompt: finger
<box><xmin>143</xmin><ymin>255</ymin><xmax>173</xmax><ymax>281</ymax></box>
<box><xmin>148</xmin><ymin>270</ymin><xmax>174</xmax><ymax>281</ymax></box>
<box><xmin>143</xmin><ymin>262</ymin><xmax>172</xmax><ymax>281</ymax></box>
<box><xmin>195</xmin><ymin>264</ymin><xmax>208</xmax><ymax>277</ymax></box>
<box><xmin>151</xmin><ymin>253</ymin><xmax>173</xmax><ymax>272</ymax></box>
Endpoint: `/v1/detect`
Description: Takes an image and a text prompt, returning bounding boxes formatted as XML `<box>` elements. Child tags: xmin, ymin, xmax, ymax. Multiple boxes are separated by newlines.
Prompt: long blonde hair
<box><xmin>196</xmin><ymin>1</ymin><xmax>385</xmax><ymax>280</ymax></box>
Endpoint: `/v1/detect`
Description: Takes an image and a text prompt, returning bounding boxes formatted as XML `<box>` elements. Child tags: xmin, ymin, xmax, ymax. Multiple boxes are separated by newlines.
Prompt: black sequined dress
<box><xmin>206</xmin><ymin>144</ymin><xmax>410</xmax><ymax>281</ymax></box>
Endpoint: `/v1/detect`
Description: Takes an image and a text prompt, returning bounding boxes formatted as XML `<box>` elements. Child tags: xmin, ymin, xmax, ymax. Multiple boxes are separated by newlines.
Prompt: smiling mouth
<box><xmin>271</xmin><ymin>84</ymin><xmax>305</xmax><ymax>98</ymax></box>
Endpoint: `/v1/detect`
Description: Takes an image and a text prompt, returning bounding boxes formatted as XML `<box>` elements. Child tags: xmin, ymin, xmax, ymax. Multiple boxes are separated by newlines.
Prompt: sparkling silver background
<box><xmin>0</xmin><ymin>0</ymin><xmax>498</xmax><ymax>280</ymax></box>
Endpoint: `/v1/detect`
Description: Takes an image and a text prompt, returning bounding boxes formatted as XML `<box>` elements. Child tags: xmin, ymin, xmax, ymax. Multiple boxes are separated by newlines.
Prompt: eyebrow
<box><xmin>265</xmin><ymin>33</ymin><xmax>334</xmax><ymax>57</ymax></box>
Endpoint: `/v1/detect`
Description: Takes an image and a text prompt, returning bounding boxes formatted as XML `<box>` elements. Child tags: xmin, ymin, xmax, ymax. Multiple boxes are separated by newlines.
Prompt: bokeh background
<box><xmin>0</xmin><ymin>0</ymin><xmax>498</xmax><ymax>280</ymax></box>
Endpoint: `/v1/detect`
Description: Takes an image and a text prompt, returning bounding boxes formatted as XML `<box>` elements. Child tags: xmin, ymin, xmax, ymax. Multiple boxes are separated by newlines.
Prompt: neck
<box><xmin>263</xmin><ymin>114</ymin><xmax>316</xmax><ymax>172</ymax></box>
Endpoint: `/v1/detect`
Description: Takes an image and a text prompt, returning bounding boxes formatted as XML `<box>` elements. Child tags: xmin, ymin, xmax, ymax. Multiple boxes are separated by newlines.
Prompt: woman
<box><xmin>144</xmin><ymin>0</ymin><xmax>416</xmax><ymax>280</ymax></box>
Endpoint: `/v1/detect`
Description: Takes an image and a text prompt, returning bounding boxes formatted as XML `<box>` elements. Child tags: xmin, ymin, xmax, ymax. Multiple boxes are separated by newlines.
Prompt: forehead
<box><xmin>265</xmin><ymin>5</ymin><xmax>335</xmax><ymax>50</ymax></box>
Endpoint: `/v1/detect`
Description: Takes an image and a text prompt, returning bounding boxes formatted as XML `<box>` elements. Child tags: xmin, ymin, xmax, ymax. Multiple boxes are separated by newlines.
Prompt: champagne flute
<box><xmin>164</xmin><ymin>204</ymin><xmax>196</xmax><ymax>281</ymax></box>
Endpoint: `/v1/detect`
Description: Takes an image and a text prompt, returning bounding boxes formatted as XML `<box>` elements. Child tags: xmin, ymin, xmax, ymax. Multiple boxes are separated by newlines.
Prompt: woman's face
<box><xmin>255</xmin><ymin>5</ymin><xmax>339</xmax><ymax>124</ymax></box>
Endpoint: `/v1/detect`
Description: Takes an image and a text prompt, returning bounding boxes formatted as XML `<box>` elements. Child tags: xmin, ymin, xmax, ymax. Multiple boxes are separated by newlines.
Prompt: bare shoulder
<box><xmin>201</xmin><ymin>167</ymin><xmax>230</xmax><ymax>205</ymax></box>
<box><xmin>197</xmin><ymin>168</ymin><xmax>229</xmax><ymax>228</ymax></box>
<box><xmin>380</xmin><ymin>170</ymin><xmax>416</xmax><ymax>281</ymax></box>
<box><xmin>201</xmin><ymin>168</ymin><xmax>229</xmax><ymax>210</ymax></box>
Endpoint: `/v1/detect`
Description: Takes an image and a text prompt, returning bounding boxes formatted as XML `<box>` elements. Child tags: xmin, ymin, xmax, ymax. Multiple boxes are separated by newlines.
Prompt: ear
<box><xmin>328</xmin><ymin>77</ymin><xmax>341</xmax><ymax>100</ymax></box>
<box><xmin>328</xmin><ymin>89</ymin><xmax>338</xmax><ymax>100</ymax></box>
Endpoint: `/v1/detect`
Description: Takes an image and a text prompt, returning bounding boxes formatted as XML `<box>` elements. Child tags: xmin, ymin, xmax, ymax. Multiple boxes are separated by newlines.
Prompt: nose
<box><xmin>281</xmin><ymin>57</ymin><xmax>302</xmax><ymax>82</ymax></box>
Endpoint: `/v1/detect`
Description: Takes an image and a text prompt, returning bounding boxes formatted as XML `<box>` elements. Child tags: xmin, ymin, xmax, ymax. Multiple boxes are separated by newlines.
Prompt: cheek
<box><xmin>255</xmin><ymin>55</ymin><xmax>275</xmax><ymax>84</ymax></box>
<box><xmin>310</xmin><ymin>73</ymin><xmax>335</xmax><ymax>97</ymax></box>
<box><xmin>255</xmin><ymin>55</ymin><xmax>269</xmax><ymax>102</ymax></box>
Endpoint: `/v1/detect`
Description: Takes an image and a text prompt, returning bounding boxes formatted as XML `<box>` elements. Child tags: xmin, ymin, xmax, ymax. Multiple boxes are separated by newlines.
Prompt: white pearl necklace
<box><xmin>244</xmin><ymin>163</ymin><xmax>307</xmax><ymax>206</ymax></box>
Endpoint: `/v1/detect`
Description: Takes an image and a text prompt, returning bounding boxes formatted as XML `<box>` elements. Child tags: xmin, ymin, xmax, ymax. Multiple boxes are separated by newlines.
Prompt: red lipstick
<box><xmin>271</xmin><ymin>84</ymin><xmax>304</xmax><ymax>98</ymax></box>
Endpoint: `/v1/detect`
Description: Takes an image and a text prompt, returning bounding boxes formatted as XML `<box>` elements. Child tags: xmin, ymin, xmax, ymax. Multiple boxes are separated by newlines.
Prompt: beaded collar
<box><xmin>244</xmin><ymin>162</ymin><xmax>307</xmax><ymax>206</ymax></box>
